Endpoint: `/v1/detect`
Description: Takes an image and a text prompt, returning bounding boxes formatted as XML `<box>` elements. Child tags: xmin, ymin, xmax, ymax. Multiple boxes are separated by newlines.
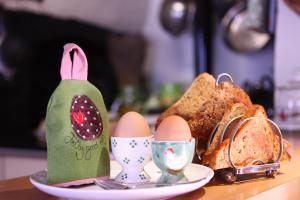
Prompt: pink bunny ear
<box><xmin>60</xmin><ymin>43</ymin><xmax>88</xmax><ymax>80</ymax></box>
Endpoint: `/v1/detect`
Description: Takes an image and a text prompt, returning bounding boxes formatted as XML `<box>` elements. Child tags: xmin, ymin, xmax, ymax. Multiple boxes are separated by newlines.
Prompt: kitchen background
<box><xmin>0</xmin><ymin>0</ymin><xmax>299</xmax><ymax>179</ymax></box>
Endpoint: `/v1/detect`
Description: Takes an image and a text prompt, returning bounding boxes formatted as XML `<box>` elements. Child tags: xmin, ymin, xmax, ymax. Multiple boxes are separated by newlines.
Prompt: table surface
<box><xmin>0</xmin><ymin>132</ymin><xmax>299</xmax><ymax>200</ymax></box>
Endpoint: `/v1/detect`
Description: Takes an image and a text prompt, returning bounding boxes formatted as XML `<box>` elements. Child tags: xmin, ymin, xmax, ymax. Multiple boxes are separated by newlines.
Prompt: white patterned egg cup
<box><xmin>111</xmin><ymin>136</ymin><xmax>152</xmax><ymax>183</ymax></box>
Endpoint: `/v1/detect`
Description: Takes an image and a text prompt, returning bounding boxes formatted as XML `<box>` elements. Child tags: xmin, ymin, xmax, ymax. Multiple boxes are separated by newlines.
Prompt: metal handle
<box><xmin>218</xmin><ymin>115</ymin><xmax>243</xmax><ymax>146</ymax></box>
<box><xmin>207</xmin><ymin>122</ymin><xmax>220</xmax><ymax>149</ymax></box>
<box><xmin>216</xmin><ymin>73</ymin><xmax>234</xmax><ymax>86</ymax></box>
<box><xmin>235</xmin><ymin>162</ymin><xmax>280</xmax><ymax>175</ymax></box>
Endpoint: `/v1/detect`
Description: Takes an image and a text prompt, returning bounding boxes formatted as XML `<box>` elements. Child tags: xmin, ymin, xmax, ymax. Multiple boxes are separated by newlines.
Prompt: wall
<box><xmin>274</xmin><ymin>0</ymin><xmax>300</xmax><ymax>87</ymax></box>
<box><xmin>142</xmin><ymin>0</ymin><xmax>194</xmax><ymax>88</ymax></box>
<box><xmin>273</xmin><ymin>0</ymin><xmax>300</xmax><ymax>126</ymax></box>
<box><xmin>0</xmin><ymin>0</ymin><xmax>149</xmax><ymax>34</ymax></box>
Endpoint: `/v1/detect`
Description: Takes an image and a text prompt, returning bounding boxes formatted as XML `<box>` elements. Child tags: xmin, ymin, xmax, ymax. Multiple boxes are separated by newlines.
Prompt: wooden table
<box><xmin>1</xmin><ymin>132</ymin><xmax>299</xmax><ymax>200</ymax></box>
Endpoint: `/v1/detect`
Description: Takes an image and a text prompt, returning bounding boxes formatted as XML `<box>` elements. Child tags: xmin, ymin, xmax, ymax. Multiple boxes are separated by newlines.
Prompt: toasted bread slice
<box><xmin>155</xmin><ymin>73</ymin><xmax>216</xmax><ymax>128</ymax></box>
<box><xmin>202</xmin><ymin>103</ymin><xmax>249</xmax><ymax>165</ymax></box>
<box><xmin>187</xmin><ymin>82</ymin><xmax>252</xmax><ymax>152</ymax></box>
<box><xmin>207</xmin><ymin>105</ymin><xmax>291</xmax><ymax>170</ymax></box>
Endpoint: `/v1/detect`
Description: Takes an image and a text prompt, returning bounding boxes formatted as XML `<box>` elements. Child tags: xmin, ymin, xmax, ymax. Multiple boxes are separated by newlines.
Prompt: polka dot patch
<box><xmin>70</xmin><ymin>95</ymin><xmax>103</xmax><ymax>140</ymax></box>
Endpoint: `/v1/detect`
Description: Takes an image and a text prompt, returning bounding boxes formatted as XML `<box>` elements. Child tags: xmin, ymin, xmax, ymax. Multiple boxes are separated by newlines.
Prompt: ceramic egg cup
<box><xmin>111</xmin><ymin>136</ymin><xmax>152</xmax><ymax>183</ymax></box>
<box><xmin>151</xmin><ymin>138</ymin><xmax>195</xmax><ymax>184</ymax></box>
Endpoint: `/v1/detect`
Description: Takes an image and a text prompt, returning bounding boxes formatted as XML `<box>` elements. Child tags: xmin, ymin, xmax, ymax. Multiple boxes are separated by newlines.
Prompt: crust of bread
<box><xmin>220</xmin><ymin>82</ymin><xmax>252</xmax><ymax>109</ymax></box>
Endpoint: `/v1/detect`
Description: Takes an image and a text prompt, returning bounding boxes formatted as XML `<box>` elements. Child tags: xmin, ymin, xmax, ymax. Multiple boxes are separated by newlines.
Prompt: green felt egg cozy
<box><xmin>46</xmin><ymin>43</ymin><xmax>110</xmax><ymax>185</ymax></box>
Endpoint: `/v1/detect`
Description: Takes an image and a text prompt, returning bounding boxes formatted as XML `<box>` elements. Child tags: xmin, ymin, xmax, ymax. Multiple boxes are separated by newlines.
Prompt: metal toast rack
<box><xmin>205</xmin><ymin>73</ymin><xmax>283</xmax><ymax>183</ymax></box>
<box><xmin>207</xmin><ymin>115</ymin><xmax>283</xmax><ymax>183</ymax></box>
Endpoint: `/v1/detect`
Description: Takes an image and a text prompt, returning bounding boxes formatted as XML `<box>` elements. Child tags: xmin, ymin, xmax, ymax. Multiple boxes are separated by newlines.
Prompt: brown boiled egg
<box><xmin>155</xmin><ymin>115</ymin><xmax>191</xmax><ymax>141</ymax></box>
<box><xmin>114</xmin><ymin>111</ymin><xmax>151</xmax><ymax>137</ymax></box>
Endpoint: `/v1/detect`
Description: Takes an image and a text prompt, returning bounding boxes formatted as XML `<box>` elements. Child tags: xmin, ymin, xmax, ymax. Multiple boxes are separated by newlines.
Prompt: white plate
<box><xmin>30</xmin><ymin>161</ymin><xmax>214</xmax><ymax>200</ymax></box>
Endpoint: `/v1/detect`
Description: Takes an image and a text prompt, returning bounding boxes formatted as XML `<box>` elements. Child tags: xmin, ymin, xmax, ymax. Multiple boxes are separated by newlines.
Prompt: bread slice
<box><xmin>187</xmin><ymin>82</ymin><xmax>252</xmax><ymax>153</ymax></box>
<box><xmin>202</xmin><ymin>103</ymin><xmax>249</xmax><ymax>165</ymax></box>
<box><xmin>207</xmin><ymin>105</ymin><xmax>291</xmax><ymax>170</ymax></box>
<box><xmin>155</xmin><ymin>73</ymin><xmax>216</xmax><ymax>128</ymax></box>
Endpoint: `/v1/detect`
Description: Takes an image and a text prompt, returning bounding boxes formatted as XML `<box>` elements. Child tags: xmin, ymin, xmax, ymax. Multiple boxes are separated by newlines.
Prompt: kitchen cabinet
<box><xmin>0</xmin><ymin>149</ymin><xmax>46</xmax><ymax>180</ymax></box>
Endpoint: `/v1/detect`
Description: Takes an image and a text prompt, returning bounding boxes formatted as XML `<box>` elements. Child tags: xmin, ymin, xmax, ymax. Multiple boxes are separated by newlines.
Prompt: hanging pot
<box><xmin>160</xmin><ymin>0</ymin><xmax>196</xmax><ymax>36</ymax></box>
<box><xmin>222</xmin><ymin>0</ymin><xmax>272</xmax><ymax>53</ymax></box>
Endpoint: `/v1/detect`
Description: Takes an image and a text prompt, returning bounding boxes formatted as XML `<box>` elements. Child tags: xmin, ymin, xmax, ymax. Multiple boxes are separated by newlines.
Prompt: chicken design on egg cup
<box><xmin>151</xmin><ymin>138</ymin><xmax>195</xmax><ymax>184</ymax></box>
<box><xmin>111</xmin><ymin>136</ymin><xmax>152</xmax><ymax>183</ymax></box>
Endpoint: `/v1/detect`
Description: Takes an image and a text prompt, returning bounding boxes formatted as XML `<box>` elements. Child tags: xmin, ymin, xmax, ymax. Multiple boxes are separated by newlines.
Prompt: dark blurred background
<box><xmin>0</xmin><ymin>0</ymin><xmax>299</xmax><ymax>150</ymax></box>
<box><xmin>0</xmin><ymin>10</ymin><xmax>120</xmax><ymax>147</ymax></box>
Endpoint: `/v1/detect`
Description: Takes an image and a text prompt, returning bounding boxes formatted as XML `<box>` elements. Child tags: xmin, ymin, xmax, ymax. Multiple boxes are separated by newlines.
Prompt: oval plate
<box><xmin>30</xmin><ymin>161</ymin><xmax>214</xmax><ymax>200</ymax></box>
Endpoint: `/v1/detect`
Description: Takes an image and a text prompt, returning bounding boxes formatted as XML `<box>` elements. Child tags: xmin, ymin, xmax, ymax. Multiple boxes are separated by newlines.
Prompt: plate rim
<box><xmin>30</xmin><ymin>162</ymin><xmax>214</xmax><ymax>199</ymax></box>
